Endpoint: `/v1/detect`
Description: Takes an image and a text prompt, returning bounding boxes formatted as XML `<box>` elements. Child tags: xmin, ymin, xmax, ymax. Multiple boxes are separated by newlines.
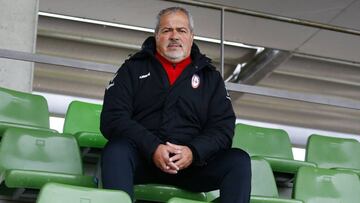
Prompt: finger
<box><xmin>167</xmin><ymin>160</ymin><xmax>179</xmax><ymax>171</ymax></box>
<box><xmin>174</xmin><ymin>154</ymin><xmax>192</xmax><ymax>170</ymax></box>
<box><xmin>163</xmin><ymin>168</ymin><xmax>178</xmax><ymax>174</ymax></box>
<box><xmin>169</xmin><ymin>153</ymin><xmax>182</xmax><ymax>163</ymax></box>
<box><xmin>166</xmin><ymin>142</ymin><xmax>183</xmax><ymax>150</ymax></box>
<box><xmin>174</xmin><ymin>158</ymin><xmax>186</xmax><ymax>169</ymax></box>
<box><xmin>160</xmin><ymin>162</ymin><xmax>169</xmax><ymax>171</ymax></box>
<box><xmin>166</xmin><ymin>146</ymin><xmax>182</xmax><ymax>155</ymax></box>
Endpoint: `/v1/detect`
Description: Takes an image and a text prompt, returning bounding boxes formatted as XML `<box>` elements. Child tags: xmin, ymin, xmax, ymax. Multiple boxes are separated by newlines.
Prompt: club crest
<box><xmin>191</xmin><ymin>74</ymin><xmax>200</xmax><ymax>89</ymax></box>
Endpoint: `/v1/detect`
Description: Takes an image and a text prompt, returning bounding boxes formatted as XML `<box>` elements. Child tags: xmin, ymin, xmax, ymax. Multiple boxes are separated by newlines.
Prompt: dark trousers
<box><xmin>101</xmin><ymin>137</ymin><xmax>251</xmax><ymax>203</ymax></box>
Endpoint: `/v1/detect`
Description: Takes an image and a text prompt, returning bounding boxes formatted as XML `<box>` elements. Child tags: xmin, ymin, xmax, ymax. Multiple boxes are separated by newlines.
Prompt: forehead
<box><xmin>158</xmin><ymin>11</ymin><xmax>190</xmax><ymax>29</ymax></box>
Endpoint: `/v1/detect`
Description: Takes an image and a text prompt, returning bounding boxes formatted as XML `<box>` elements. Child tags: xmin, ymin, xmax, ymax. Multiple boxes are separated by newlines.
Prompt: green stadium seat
<box><xmin>0</xmin><ymin>86</ymin><xmax>56</xmax><ymax>137</ymax></box>
<box><xmin>0</xmin><ymin>128</ymin><xmax>96</xmax><ymax>194</ymax></box>
<box><xmin>134</xmin><ymin>184</ymin><xmax>208</xmax><ymax>202</ymax></box>
<box><xmin>37</xmin><ymin>183</ymin><xmax>131</xmax><ymax>203</ymax></box>
<box><xmin>293</xmin><ymin>166</ymin><xmax>360</xmax><ymax>203</ymax></box>
<box><xmin>306</xmin><ymin>134</ymin><xmax>360</xmax><ymax>175</ymax></box>
<box><xmin>167</xmin><ymin>197</ymin><xmax>208</xmax><ymax>203</ymax></box>
<box><xmin>250</xmin><ymin>157</ymin><xmax>303</xmax><ymax>203</ymax></box>
<box><xmin>63</xmin><ymin>100</ymin><xmax>107</xmax><ymax>149</ymax></box>
<box><xmin>232</xmin><ymin>123</ymin><xmax>315</xmax><ymax>176</ymax></box>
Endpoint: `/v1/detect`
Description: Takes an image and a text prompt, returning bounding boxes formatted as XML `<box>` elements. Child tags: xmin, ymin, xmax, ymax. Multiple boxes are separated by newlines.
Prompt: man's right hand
<box><xmin>153</xmin><ymin>144</ymin><xmax>181</xmax><ymax>174</ymax></box>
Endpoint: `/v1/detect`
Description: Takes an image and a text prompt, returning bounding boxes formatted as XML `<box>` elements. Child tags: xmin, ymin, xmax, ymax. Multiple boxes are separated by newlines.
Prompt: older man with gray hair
<box><xmin>100</xmin><ymin>7</ymin><xmax>251</xmax><ymax>203</ymax></box>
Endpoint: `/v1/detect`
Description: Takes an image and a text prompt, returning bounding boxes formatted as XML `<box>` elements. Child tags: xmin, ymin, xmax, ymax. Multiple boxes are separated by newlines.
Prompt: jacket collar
<box><xmin>132</xmin><ymin>36</ymin><xmax>214</xmax><ymax>71</ymax></box>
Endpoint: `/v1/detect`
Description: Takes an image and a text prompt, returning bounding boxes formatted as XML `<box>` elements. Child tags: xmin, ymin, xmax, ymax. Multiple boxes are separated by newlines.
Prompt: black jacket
<box><xmin>101</xmin><ymin>36</ymin><xmax>235</xmax><ymax>165</ymax></box>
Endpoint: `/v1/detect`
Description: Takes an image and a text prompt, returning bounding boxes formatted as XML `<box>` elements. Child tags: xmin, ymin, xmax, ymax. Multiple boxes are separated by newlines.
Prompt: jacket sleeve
<box><xmin>100</xmin><ymin>63</ymin><xmax>162</xmax><ymax>162</ymax></box>
<box><xmin>188</xmin><ymin>73</ymin><xmax>235</xmax><ymax>165</ymax></box>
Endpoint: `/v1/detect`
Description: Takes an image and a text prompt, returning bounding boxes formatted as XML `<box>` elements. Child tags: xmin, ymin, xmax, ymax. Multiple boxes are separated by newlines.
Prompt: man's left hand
<box><xmin>166</xmin><ymin>142</ymin><xmax>193</xmax><ymax>170</ymax></box>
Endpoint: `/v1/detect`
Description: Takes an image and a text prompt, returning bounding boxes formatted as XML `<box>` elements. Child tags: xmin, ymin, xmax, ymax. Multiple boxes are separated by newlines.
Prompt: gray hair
<box><xmin>155</xmin><ymin>7</ymin><xmax>194</xmax><ymax>34</ymax></box>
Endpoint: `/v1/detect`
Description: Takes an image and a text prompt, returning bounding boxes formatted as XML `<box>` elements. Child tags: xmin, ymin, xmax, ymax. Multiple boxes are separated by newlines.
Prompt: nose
<box><xmin>169</xmin><ymin>30</ymin><xmax>179</xmax><ymax>40</ymax></box>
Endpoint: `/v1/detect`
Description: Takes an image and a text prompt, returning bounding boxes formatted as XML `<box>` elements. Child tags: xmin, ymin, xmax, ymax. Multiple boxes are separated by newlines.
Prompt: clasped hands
<box><xmin>153</xmin><ymin>142</ymin><xmax>193</xmax><ymax>174</ymax></box>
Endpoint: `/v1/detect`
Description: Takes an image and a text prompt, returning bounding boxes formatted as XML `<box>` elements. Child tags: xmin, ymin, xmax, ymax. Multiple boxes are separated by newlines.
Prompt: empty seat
<box><xmin>37</xmin><ymin>182</ymin><xmax>131</xmax><ymax>203</ymax></box>
<box><xmin>306</xmin><ymin>134</ymin><xmax>360</xmax><ymax>175</ymax></box>
<box><xmin>0</xmin><ymin>128</ymin><xmax>96</xmax><ymax>191</ymax></box>
<box><xmin>63</xmin><ymin>100</ymin><xmax>107</xmax><ymax>149</ymax></box>
<box><xmin>0</xmin><ymin>86</ymin><xmax>56</xmax><ymax>137</ymax></box>
<box><xmin>250</xmin><ymin>157</ymin><xmax>302</xmax><ymax>203</ymax></box>
<box><xmin>293</xmin><ymin>166</ymin><xmax>360</xmax><ymax>203</ymax></box>
<box><xmin>232</xmin><ymin>123</ymin><xmax>315</xmax><ymax>175</ymax></box>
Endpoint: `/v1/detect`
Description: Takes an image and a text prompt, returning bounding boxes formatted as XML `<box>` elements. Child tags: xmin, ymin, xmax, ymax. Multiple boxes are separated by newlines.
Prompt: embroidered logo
<box><xmin>191</xmin><ymin>74</ymin><xmax>200</xmax><ymax>89</ymax></box>
<box><xmin>139</xmin><ymin>72</ymin><xmax>150</xmax><ymax>79</ymax></box>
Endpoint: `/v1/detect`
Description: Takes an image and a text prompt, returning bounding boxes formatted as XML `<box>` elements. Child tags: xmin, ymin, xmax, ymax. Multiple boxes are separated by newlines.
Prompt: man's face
<box><xmin>155</xmin><ymin>11</ymin><xmax>194</xmax><ymax>63</ymax></box>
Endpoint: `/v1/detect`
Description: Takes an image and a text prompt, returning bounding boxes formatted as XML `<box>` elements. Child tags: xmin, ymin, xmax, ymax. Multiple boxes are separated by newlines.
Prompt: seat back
<box><xmin>37</xmin><ymin>183</ymin><xmax>131</xmax><ymax>203</ymax></box>
<box><xmin>251</xmin><ymin>157</ymin><xmax>279</xmax><ymax>197</ymax></box>
<box><xmin>306</xmin><ymin>134</ymin><xmax>360</xmax><ymax>170</ymax></box>
<box><xmin>294</xmin><ymin>166</ymin><xmax>360</xmax><ymax>203</ymax></box>
<box><xmin>0</xmin><ymin>86</ymin><xmax>50</xmax><ymax>133</ymax></box>
<box><xmin>63</xmin><ymin>100</ymin><xmax>102</xmax><ymax>135</ymax></box>
<box><xmin>0</xmin><ymin>127</ymin><xmax>83</xmax><ymax>175</ymax></box>
<box><xmin>232</xmin><ymin>123</ymin><xmax>293</xmax><ymax>159</ymax></box>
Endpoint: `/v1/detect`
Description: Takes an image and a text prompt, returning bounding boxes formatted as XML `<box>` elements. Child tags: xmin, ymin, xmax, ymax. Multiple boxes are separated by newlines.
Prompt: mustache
<box><xmin>167</xmin><ymin>41</ymin><xmax>182</xmax><ymax>47</ymax></box>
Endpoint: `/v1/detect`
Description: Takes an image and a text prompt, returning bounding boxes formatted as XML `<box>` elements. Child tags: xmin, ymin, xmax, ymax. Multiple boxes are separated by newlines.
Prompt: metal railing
<box><xmin>1</xmin><ymin>48</ymin><xmax>359</xmax><ymax>110</ymax></box>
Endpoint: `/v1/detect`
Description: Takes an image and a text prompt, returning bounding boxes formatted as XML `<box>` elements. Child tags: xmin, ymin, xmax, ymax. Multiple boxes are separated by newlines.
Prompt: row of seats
<box><xmin>36</xmin><ymin>158</ymin><xmax>360</xmax><ymax>203</ymax></box>
<box><xmin>1</xmin><ymin>86</ymin><xmax>360</xmax><ymax>203</ymax></box>
<box><xmin>234</xmin><ymin>123</ymin><xmax>360</xmax><ymax>178</ymax></box>
<box><xmin>3</xmin><ymin>86</ymin><xmax>359</xmax><ymax>176</ymax></box>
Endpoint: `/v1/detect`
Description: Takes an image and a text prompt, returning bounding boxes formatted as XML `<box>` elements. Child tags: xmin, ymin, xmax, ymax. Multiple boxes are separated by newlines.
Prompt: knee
<box><xmin>102</xmin><ymin>137</ymin><xmax>136</xmax><ymax>162</ymax></box>
<box><xmin>227</xmin><ymin>148</ymin><xmax>251</xmax><ymax>172</ymax></box>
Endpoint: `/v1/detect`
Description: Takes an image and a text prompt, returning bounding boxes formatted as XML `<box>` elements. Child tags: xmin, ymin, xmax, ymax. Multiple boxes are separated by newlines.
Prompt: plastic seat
<box><xmin>293</xmin><ymin>166</ymin><xmax>360</xmax><ymax>203</ymax></box>
<box><xmin>63</xmin><ymin>100</ymin><xmax>107</xmax><ymax>149</ymax></box>
<box><xmin>167</xmin><ymin>197</ymin><xmax>208</xmax><ymax>203</ymax></box>
<box><xmin>306</xmin><ymin>134</ymin><xmax>360</xmax><ymax>175</ymax></box>
<box><xmin>250</xmin><ymin>157</ymin><xmax>303</xmax><ymax>203</ymax></box>
<box><xmin>0</xmin><ymin>86</ymin><xmax>56</xmax><ymax>137</ymax></box>
<box><xmin>134</xmin><ymin>184</ymin><xmax>208</xmax><ymax>202</ymax></box>
<box><xmin>232</xmin><ymin>123</ymin><xmax>315</xmax><ymax>175</ymax></box>
<box><xmin>37</xmin><ymin>182</ymin><xmax>131</xmax><ymax>203</ymax></box>
<box><xmin>0</xmin><ymin>128</ymin><xmax>96</xmax><ymax>191</ymax></box>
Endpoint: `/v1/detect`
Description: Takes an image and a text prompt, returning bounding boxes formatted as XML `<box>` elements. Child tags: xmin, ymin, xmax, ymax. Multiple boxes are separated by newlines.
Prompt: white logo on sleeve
<box><xmin>139</xmin><ymin>72</ymin><xmax>150</xmax><ymax>79</ymax></box>
<box><xmin>191</xmin><ymin>74</ymin><xmax>200</xmax><ymax>89</ymax></box>
<box><xmin>225</xmin><ymin>88</ymin><xmax>231</xmax><ymax>100</ymax></box>
<box><xmin>106</xmin><ymin>73</ymin><xmax>117</xmax><ymax>90</ymax></box>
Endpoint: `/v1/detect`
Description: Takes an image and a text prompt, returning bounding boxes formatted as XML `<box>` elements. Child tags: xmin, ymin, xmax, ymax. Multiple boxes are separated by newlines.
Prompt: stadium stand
<box><xmin>293</xmin><ymin>166</ymin><xmax>360</xmax><ymax>202</ymax></box>
<box><xmin>0</xmin><ymin>86</ymin><xmax>56</xmax><ymax>139</ymax></box>
<box><xmin>0</xmin><ymin>128</ymin><xmax>97</xmax><ymax>200</ymax></box>
<box><xmin>306</xmin><ymin>134</ymin><xmax>360</xmax><ymax>175</ymax></box>
<box><xmin>63</xmin><ymin>100</ymin><xmax>107</xmax><ymax>149</ymax></box>
<box><xmin>232</xmin><ymin>123</ymin><xmax>316</xmax><ymax>183</ymax></box>
<box><xmin>37</xmin><ymin>182</ymin><xmax>131</xmax><ymax>203</ymax></box>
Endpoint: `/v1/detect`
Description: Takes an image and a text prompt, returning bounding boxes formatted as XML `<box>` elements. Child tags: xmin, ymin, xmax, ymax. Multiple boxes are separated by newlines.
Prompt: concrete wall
<box><xmin>0</xmin><ymin>0</ymin><xmax>39</xmax><ymax>92</ymax></box>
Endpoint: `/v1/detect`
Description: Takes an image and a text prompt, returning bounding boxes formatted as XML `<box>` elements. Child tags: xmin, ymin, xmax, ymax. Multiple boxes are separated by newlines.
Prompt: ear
<box><xmin>190</xmin><ymin>32</ymin><xmax>194</xmax><ymax>41</ymax></box>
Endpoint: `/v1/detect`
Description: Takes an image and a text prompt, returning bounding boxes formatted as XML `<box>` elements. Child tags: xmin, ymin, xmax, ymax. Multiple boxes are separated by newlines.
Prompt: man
<box><xmin>101</xmin><ymin>7</ymin><xmax>251</xmax><ymax>203</ymax></box>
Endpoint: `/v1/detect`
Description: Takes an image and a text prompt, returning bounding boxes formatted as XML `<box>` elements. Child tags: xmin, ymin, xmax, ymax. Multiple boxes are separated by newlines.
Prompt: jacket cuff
<box><xmin>187</xmin><ymin>143</ymin><xmax>207</xmax><ymax>166</ymax></box>
<box><xmin>144</xmin><ymin>138</ymin><xmax>163</xmax><ymax>164</ymax></box>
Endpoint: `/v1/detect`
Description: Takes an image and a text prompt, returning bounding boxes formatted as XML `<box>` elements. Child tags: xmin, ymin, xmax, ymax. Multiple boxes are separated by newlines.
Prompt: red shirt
<box><xmin>156</xmin><ymin>52</ymin><xmax>192</xmax><ymax>85</ymax></box>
